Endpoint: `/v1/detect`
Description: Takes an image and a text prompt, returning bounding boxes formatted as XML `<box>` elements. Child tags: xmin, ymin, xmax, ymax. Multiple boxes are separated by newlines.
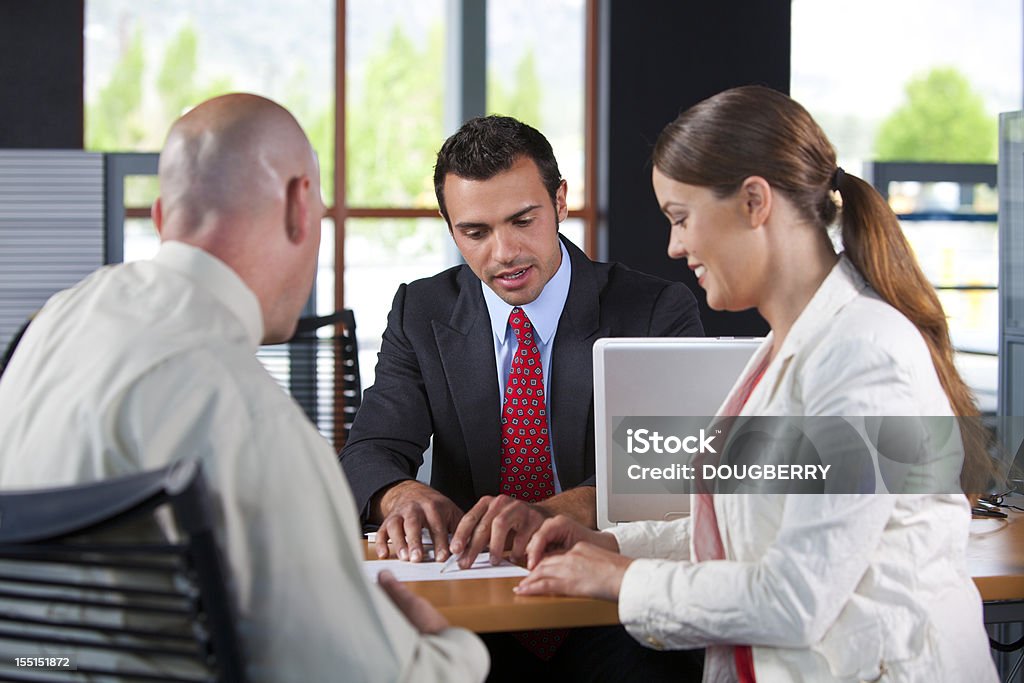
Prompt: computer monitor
<box><xmin>593</xmin><ymin>337</ymin><xmax>762</xmax><ymax>529</ymax></box>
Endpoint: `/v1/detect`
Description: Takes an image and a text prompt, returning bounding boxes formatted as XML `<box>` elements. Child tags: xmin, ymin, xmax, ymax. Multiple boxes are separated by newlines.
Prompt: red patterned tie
<box><xmin>500</xmin><ymin>307</ymin><xmax>556</xmax><ymax>501</ymax></box>
<box><xmin>500</xmin><ymin>307</ymin><xmax>566</xmax><ymax>659</ymax></box>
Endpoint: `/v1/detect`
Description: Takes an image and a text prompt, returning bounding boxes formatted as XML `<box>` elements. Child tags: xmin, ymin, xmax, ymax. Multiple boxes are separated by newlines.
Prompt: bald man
<box><xmin>0</xmin><ymin>94</ymin><xmax>488</xmax><ymax>682</ymax></box>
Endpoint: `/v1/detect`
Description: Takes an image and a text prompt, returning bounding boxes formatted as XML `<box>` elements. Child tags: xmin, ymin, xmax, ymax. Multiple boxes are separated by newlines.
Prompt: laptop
<box><xmin>593</xmin><ymin>337</ymin><xmax>762</xmax><ymax>530</ymax></box>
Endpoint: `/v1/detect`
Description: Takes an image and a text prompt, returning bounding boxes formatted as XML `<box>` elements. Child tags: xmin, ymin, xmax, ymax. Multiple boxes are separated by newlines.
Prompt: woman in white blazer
<box><xmin>515</xmin><ymin>86</ymin><xmax>997</xmax><ymax>682</ymax></box>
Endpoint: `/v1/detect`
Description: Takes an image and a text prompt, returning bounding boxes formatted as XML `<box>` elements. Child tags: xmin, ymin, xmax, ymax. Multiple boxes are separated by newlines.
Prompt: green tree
<box><xmin>156</xmin><ymin>23</ymin><xmax>233</xmax><ymax>136</ymax></box>
<box><xmin>342</xmin><ymin>26</ymin><xmax>546</xmax><ymax>250</ymax></box>
<box><xmin>85</xmin><ymin>27</ymin><xmax>146</xmax><ymax>151</ymax></box>
<box><xmin>305</xmin><ymin>103</ymin><xmax>335</xmax><ymax>205</ymax></box>
<box><xmin>488</xmin><ymin>48</ymin><xmax>542</xmax><ymax>128</ymax></box>
<box><xmin>874</xmin><ymin>67</ymin><xmax>996</xmax><ymax>163</ymax></box>
<box><xmin>281</xmin><ymin>65</ymin><xmax>334</xmax><ymax>205</ymax></box>
<box><xmin>156</xmin><ymin>24</ymin><xmax>200</xmax><ymax>123</ymax></box>
<box><xmin>87</xmin><ymin>23</ymin><xmax>234</xmax><ymax>153</ymax></box>
<box><xmin>347</xmin><ymin>24</ymin><xmax>444</xmax><ymax>208</ymax></box>
<box><xmin>343</xmin><ymin>24</ymin><xmax>446</xmax><ymax>250</ymax></box>
<box><xmin>155</xmin><ymin>23</ymin><xmax>232</xmax><ymax>126</ymax></box>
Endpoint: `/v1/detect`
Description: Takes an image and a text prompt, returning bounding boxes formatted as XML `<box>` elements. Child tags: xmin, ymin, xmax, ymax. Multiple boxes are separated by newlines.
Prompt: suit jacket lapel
<box><xmin>434</xmin><ymin>267</ymin><xmax>502</xmax><ymax>497</ymax></box>
<box><xmin>550</xmin><ymin>238</ymin><xmax>609</xmax><ymax>486</ymax></box>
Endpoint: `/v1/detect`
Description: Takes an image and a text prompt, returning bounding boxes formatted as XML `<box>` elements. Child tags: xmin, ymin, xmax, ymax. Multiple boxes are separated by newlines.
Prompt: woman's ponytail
<box><xmin>837</xmin><ymin>172</ymin><xmax>994</xmax><ymax>495</ymax></box>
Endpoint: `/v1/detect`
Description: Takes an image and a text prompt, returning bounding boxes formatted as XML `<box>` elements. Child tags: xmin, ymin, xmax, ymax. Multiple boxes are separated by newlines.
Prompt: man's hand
<box><xmin>450</xmin><ymin>495</ymin><xmax>552</xmax><ymax>569</ymax></box>
<box><xmin>374</xmin><ymin>480</ymin><xmax>463</xmax><ymax>563</ymax></box>
<box><xmin>515</xmin><ymin>541</ymin><xmax>631</xmax><ymax>602</ymax></box>
<box><xmin>524</xmin><ymin>514</ymin><xmax>619</xmax><ymax>569</ymax></box>
<box><xmin>378</xmin><ymin>570</ymin><xmax>449</xmax><ymax>634</ymax></box>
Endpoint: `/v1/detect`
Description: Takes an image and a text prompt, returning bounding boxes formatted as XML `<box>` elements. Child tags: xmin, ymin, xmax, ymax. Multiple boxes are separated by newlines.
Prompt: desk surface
<box><xmin>967</xmin><ymin>509</ymin><xmax>1024</xmax><ymax>602</ymax></box>
<box><xmin>398</xmin><ymin>576</ymin><xmax>619</xmax><ymax>633</ymax></box>
<box><xmin>367</xmin><ymin>512</ymin><xmax>1024</xmax><ymax>632</ymax></box>
<box><xmin>363</xmin><ymin>543</ymin><xmax>618</xmax><ymax>632</ymax></box>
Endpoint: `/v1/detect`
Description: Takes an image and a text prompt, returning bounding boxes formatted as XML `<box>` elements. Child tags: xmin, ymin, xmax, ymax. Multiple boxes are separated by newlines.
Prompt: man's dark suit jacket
<box><xmin>340</xmin><ymin>237</ymin><xmax>703</xmax><ymax>520</ymax></box>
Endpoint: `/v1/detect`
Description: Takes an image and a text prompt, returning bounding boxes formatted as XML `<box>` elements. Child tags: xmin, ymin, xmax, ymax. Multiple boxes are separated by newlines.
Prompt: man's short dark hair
<box><xmin>433</xmin><ymin>115</ymin><xmax>563</xmax><ymax>224</ymax></box>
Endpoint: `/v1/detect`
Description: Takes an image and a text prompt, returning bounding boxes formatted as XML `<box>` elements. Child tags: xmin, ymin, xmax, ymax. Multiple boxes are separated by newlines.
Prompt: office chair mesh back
<box><xmin>0</xmin><ymin>460</ymin><xmax>245</xmax><ymax>683</ymax></box>
<box><xmin>256</xmin><ymin>309</ymin><xmax>361</xmax><ymax>450</ymax></box>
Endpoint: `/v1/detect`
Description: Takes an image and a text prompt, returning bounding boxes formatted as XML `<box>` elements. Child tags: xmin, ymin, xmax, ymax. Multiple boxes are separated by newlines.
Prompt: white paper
<box><xmin>366</xmin><ymin>529</ymin><xmax>447</xmax><ymax>545</ymax></box>
<box><xmin>363</xmin><ymin>553</ymin><xmax>528</xmax><ymax>582</ymax></box>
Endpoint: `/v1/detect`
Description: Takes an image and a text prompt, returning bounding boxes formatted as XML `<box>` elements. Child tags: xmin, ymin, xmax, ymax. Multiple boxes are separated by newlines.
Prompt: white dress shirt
<box><xmin>0</xmin><ymin>241</ymin><xmax>489</xmax><ymax>683</ymax></box>
<box><xmin>481</xmin><ymin>239</ymin><xmax>571</xmax><ymax>491</ymax></box>
<box><xmin>608</xmin><ymin>257</ymin><xmax>996</xmax><ymax>683</ymax></box>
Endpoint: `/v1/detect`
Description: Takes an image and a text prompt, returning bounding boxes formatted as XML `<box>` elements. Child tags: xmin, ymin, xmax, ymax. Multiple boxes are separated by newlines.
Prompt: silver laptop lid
<box><xmin>593</xmin><ymin>337</ymin><xmax>762</xmax><ymax>529</ymax></box>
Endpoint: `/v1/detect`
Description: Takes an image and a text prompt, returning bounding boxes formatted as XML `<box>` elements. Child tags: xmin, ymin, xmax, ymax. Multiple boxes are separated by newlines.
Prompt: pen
<box><xmin>439</xmin><ymin>552</ymin><xmax>461</xmax><ymax>574</ymax></box>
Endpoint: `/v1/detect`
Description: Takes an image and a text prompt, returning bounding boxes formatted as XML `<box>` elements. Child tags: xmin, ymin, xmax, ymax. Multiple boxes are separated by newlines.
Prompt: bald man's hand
<box><xmin>373</xmin><ymin>480</ymin><xmax>463</xmax><ymax>564</ymax></box>
<box><xmin>377</xmin><ymin>570</ymin><xmax>449</xmax><ymax>635</ymax></box>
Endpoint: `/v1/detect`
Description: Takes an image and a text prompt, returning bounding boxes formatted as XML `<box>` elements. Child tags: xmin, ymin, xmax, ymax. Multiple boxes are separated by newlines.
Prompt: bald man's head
<box><xmin>152</xmin><ymin>93</ymin><xmax>325</xmax><ymax>344</ymax></box>
<box><xmin>156</xmin><ymin>93</ymin><xmax>317</xmax><ymax>237</ymax></box>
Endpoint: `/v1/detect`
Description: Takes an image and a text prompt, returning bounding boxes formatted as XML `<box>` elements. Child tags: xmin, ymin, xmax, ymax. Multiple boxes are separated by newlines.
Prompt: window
<box><xmin>486</xmin><ymin>0</ymin><xmax>588</xmax><ymax>245</ymax></box>
<box><xmin>340</xmin><ymin>0</ymin><xmax>596</xmax><ymax>385</ymax></box>
<box><xmin>791</xmin><ymin>0</ymin><xmax>1022</xmax><ymax>413</ymax></box>
<box><xmin>85</xmin><ymin>0</ymin><xmax>336</xmax><ymax>307</ymax></box>
<box><xmin>86</xmin><ymin>0</ymin><xmax>598</xmax><ymax>388</ymax></box>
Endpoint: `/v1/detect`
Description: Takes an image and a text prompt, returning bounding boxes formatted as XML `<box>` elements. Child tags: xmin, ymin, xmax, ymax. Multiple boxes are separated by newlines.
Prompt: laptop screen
<box><xmin>593</xmin><ymin>337</ymin><xmax>762</xmax><ymax>529</ymax></box>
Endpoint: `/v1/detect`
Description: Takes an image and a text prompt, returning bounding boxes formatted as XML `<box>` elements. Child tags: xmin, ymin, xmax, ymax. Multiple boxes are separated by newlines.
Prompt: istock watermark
<box><xmin>608</xmin><ymin>415</ymin><xmax>1022</xmax><ymax>495</ymax></box>
<box><xmin>625</xmin><ymin>428</ymin><xmax>718</xmax><ymax>455</ymax></box>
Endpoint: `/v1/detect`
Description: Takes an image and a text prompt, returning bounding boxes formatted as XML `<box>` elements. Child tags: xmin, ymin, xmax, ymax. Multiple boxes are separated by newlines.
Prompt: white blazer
<box><xmin>609</xmin><ymin>257</ymin><xmax>996</xmax><ymax>682</ymax></box>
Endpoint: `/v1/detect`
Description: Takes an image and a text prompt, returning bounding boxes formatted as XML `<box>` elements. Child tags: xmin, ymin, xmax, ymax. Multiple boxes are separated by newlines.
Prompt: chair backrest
<box><xmin>256</xmin><ymin>309</ymin><xmax>361</xmax><ymax>450</ymax></box>
<box><xmin>0</xmin><ymin>460</ymin><xmax>245</xmax><ymax>682</ymax></box>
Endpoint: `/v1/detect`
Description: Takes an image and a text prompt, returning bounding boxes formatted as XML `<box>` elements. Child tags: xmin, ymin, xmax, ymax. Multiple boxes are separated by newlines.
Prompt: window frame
<box><xmin>119</xmin><ymin>0</ymin><xmax>600</xmax><ymax>311</ymax></box>
<box><xmin>331</xmin><ymin>0</ymin><xmax>599</xmax><ymax>308</ymax></box>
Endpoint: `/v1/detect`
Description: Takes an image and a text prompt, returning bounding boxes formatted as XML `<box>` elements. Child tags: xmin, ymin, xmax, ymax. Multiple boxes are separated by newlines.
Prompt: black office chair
<box><xmin>257</xmin><ymin>309</ymin><xmax>362</xmax><ymax>450</ymax></box>
<box><xmin>0</xmin><ymin>460</ymin><xmax>245</xmax><ymax>683</ymax></box>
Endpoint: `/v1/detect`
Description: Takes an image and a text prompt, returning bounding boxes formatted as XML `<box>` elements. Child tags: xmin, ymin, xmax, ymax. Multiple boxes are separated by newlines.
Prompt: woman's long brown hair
<box><xmin>652</xmin><ymin>85</ymin><xmax>994</xmax><ymax>495</ymax></box>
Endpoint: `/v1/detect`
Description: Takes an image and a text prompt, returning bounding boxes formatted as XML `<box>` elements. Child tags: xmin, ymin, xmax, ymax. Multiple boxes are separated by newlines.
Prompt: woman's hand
<box><xmin>523</xmin><ymin>514</ymin><xmax>619</xmax><ymax>569</ymax></box>
<box><xmin>515</xmin><ymin>541</ymin><xmax>632</xmax><ymax>602</ymax></box>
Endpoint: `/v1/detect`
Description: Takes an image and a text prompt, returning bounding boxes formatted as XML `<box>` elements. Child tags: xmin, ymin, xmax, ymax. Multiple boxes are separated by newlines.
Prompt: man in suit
<box><xmin>341</xmin><ymin>115</ymin><xmax>702</xmax><ymax>566</ymax></box>
<box><xmin>340</xmin><ymin>115</ymin><xmax>704</xmax><ymax>679</ymax></box>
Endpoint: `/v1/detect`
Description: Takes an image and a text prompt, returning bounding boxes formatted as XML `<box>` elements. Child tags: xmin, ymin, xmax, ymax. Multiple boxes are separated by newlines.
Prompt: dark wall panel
<box><xmin>0</xmin><ymin>1</ymin><xmax>84</xmax><ymax>148</ymax></box>
<box><xmin>600</xmin><ymin>0</ymin><xmax>791</xmax><ymax>336</ymax></box>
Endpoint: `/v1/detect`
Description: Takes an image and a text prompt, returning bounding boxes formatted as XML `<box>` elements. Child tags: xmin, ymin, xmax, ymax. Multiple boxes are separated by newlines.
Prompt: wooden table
<box><xmin>366</xmin><ymin>511</ymin><xmax>1024</xmax><ymax>633</ymax></box>
<box><xmin>396</xmin><ymin>576</ymin><xmax>619</xmax><ymax>633</ymax></box>
<box><xmin>968</xmin><ymin>508</ymin><xmax>1024</xmax><ymax>623</ymax></box>
<box><xmin>363</xmin><ymin>542</ymin><xmax>618</xmax><ymax>633</ymax></box>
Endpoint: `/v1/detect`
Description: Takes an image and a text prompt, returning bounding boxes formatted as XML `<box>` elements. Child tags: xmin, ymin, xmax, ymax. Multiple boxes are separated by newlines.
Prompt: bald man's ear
<box><xmin>285</xmin><ymin>175</ymin><xmax>311</xmax><ymax>244</ymax></box>
<box><xmin>152</xmin><ymin>198</ymin><xmax>164</xmax><ymax>237</ymax></box>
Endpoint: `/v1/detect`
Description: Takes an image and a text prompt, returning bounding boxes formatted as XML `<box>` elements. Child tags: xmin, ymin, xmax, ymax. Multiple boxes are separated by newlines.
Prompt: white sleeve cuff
<box><xmin>607</xmin><ymin>517</ymin><xmax>691</xmax><ymax>561</ymax></box>
<box><xmin>618</xmin><ymin>558</ymin><xmax>674</xmax><ymax>650</ymax></box>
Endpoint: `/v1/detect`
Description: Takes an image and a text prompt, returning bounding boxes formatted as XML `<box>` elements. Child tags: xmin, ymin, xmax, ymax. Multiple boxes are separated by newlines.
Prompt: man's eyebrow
<box><xmin>505</xmin><ymin>205</ymin><xmax>541</xmax><ymax>222</ymax></box>
<box><xmin>453</xmin><ymin>205</ymin><xmax>542</xmax><ymax>229</ymax></box>
<box><xmin>454</xmin><ymin>220</ymin><xmax>490</xmax><ymax>230</ymax></box>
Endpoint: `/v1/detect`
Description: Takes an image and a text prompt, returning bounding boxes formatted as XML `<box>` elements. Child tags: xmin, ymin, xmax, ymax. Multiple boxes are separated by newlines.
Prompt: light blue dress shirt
<box><xmin>480</xmin><ymin>239</ymin><xmax>571</xmax><ymax>493</ymax></box>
